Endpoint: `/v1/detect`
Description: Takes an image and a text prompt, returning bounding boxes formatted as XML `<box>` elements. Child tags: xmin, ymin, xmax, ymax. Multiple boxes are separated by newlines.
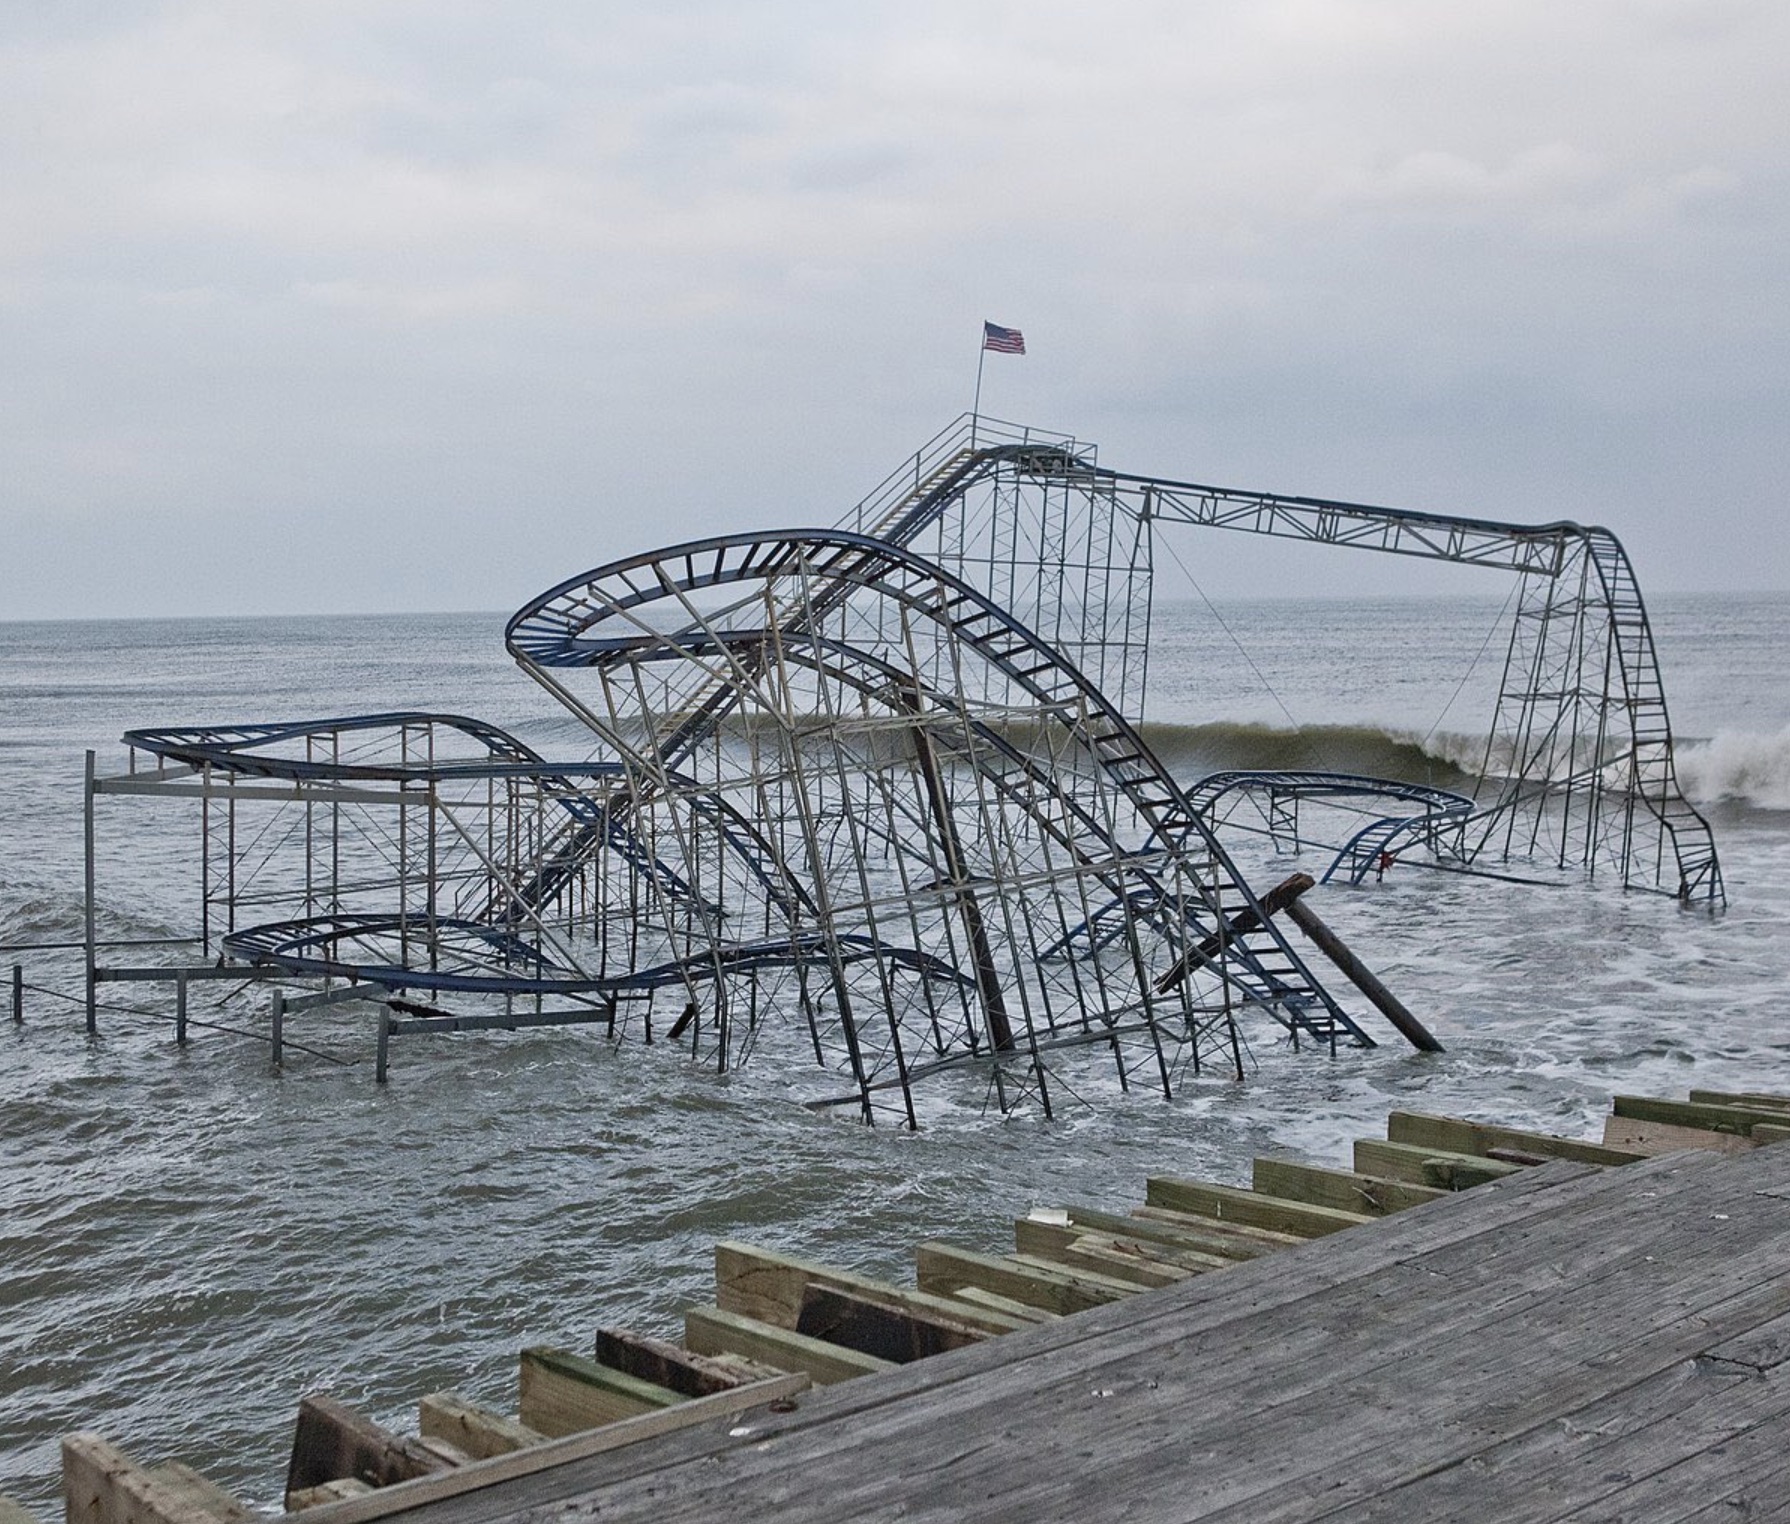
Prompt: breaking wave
<box><xmin>1676</xmin><ymin>728</ymin><xmax>1790</xmax><ymax>811</ymax></box>
<box><xmin>1136</xmin><ymin>720</ymin><xmax>1482</xmax><ymax>788</ymax></box>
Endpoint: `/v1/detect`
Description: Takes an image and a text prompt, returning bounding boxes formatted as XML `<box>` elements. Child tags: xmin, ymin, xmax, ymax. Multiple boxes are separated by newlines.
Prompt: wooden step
<box><xmin>1124</xmin><ymin>1205</ymin><xmax>1306</xmax><ymax>1258</ymax></box>
<box><xmin>284</xmin><ymin>1394</ymin><xmax>452</xmax><ymax>1509</ymax></box>
<box><xmin>1352</xmin><ymin>1139</ymin><xmax>1525</xmax><ymax>1190</ymax></box>
<box><xmin>1688</xmin><ymin>1088</ymin><xmax>1790</xmax><ymax>1114</ymax></box>
<box><xmin>1144</xmin><ymin>1177</ymin><xmax>1372</xmax><ymax>1238</ymax></box>
<box><xmin>519</xmin><ymin>1347</ymin><xmax>684</xmax><ymax>1438</ymax></box>
<box><xmin>714</xmin><ymin>1241</ymin><xmax>1027</xmax><ymax>1337</ymax></box>
<box><xmin>1612</xmin><ymin>1094</ymin><xmax>1780</xmax><ymax>1137</ymax></box>
<box><xmin>1251</xmin><ymin>1157</ymin><xmax>1447</xmax><ymax>1217</ymax></box>
<box><xmin>946</xmin><ymin>1286</ymin><xmax>1061</xmax><ymax>1323</ymax></box>
<box><xmin>287</xmin><ymin>1478</ymin><xmax>374</xmax><ymax>1512</ymax></box>
<box><xmin>418</xmin><ymin>1392</ymin><xmax>544</xmax><ymax>1460</ymax></box>
<box><xmin>915</xmin><ymin>1242</ymin><xmax>1139</xmax><ymax>1316</ymax></box>
<box><xmin>795</xmin><ymin>1283</ymin><xmax>987</xmax><ymax>1362</ymax></box>
<box><xmin>64</xmin><ymin>1436</ymin><xmax>248</xmax><ymax>1524</ymax></box>
<box><xmin>0</xmin><ymin>1495</ymin><xmax>42</xmax><ymax>1524</ymax></box>
<box><xmin>593</xmin><ymin>1327</ymin><xmax>783</xmax><ymax>1398</ymax></box>
<box><xmin>1387</xmin><ymin>1110</ymin><xmax>1644</xmax><ymax>1167</ymax></box>
<box><xmin>1603</xmin><ymin>1114</ymin><xmax>1757</xmax><ymax>1157</ymax></box>
<box><xmin>684</xmin><ymin>1306</ymin><xmax>894</xmax><ymax>1384</ymax></box>
<box><xmin>1014</xmin><ymin>1216</ymin><xmax>1225</xmax><ymax>1284</ymax></box>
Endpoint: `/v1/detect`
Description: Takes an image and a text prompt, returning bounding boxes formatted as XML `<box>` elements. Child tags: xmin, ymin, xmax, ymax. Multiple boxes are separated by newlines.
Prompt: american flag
<box><xmin>982</xmin><ymin>322</ymin><xmax>1025</xmax><ymax>355</ymax></box>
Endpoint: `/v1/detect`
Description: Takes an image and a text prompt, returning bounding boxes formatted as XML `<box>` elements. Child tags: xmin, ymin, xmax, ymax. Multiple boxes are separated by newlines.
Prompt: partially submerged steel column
<box><xmin>84</xmin><ymin>749</ymin><xmax>97</xmax><ymax>1036</ymax></box>
<box><xmin>900</xmin><ymin>685</ymin><xmax>1014</xmax><ymax>1053</ymax></box>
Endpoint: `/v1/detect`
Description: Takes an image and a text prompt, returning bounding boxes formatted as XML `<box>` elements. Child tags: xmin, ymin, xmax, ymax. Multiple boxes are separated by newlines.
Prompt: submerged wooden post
<box><xmin>11</xmin><ymin>963</ymin><xmax>20</xmax><ymax>1025</ymax></box>
<box><xmin>1283</xmin><ymin>898</ymin><xmax>1444</xmax><ymax>1052</ymax></box>
<box><xmin>375</xmin><ymin>1006</ymin><xmax>391</xmax><ymax>1083</ymax></box>
<box><xmin>174</xmin><ymin>972</ymin><xmax>188</xmax><ymax>1046</ymax></box>
<box><xmin>270</xmin><ymin>991</ymin><xmax>284</xmax><ymax>1067</ymax></box>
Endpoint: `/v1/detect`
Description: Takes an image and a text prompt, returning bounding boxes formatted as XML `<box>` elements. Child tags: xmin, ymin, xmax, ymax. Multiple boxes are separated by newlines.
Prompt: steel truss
<box><xmin>844</xmin><ymin>416</ymin><xmax>1721</xmax><ymax>904</ymax></box>
<box><xmin>86</xmin><ymin>413</ymin><xmax>1717</xmax><ymax>1117</ymax></box>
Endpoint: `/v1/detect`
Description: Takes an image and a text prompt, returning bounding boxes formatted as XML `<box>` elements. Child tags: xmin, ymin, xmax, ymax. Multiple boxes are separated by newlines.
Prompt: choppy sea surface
<box><xmin>3</xmin><ymin>593</ymin><xmax>1789</xmax><ymax>1512</ymax></box>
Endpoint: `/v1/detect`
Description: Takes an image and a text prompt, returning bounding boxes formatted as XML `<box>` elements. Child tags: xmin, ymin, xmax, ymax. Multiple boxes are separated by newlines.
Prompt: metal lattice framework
<box><xmin>838</xmin><ymin>416</ymin><xmax>1722</xmax><ymax>904</ymax></box>
<box><xmin>505</xmin><ymin>530</ymin><xmax>1369</xmax><ymax>1124</ymax></box>
<box><xmin>82</xmin><ymin>413</ymin><xmax>1719</xmax><ymax>1116</ymax></box>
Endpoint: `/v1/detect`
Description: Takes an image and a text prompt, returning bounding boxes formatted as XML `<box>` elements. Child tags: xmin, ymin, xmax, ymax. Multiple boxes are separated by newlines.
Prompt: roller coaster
<box><xmin>84</xmin><ymin>415</ymin><xmax>1721</xmax><ymax>1121</ymax></box>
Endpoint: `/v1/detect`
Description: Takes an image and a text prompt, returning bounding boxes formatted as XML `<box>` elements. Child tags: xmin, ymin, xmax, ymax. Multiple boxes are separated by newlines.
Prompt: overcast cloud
<box><xmin>3</xmin><ymin>0</ymin><xmax>1786</xmax><ymax>618</ymax></box>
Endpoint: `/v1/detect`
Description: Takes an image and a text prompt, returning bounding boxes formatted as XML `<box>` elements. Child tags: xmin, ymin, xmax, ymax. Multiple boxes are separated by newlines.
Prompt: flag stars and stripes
<box><xmin>982</xmin><ymin>322</ymin><xmax>1025</xmax><ymax>355</ymax></box>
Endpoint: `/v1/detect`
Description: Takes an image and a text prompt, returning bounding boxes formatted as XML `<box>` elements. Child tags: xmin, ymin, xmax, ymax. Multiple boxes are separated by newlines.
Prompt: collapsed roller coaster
<box><xmin>83</xmin><ymin>415</ymin><xmax>1721</xmax><ymax>1121</ymax></box>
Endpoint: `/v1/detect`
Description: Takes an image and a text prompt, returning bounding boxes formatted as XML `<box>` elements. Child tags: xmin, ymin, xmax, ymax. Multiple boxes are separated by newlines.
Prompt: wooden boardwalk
<box><xmin>319</xmin><ymin>1144</ymin><xmax>1790</xmax><ymax>1521</ymax></box>
<box><xmin>52</xmin><ymin>1095</ymin><xmax>1790</xmax><ymax>1524</ymax></box>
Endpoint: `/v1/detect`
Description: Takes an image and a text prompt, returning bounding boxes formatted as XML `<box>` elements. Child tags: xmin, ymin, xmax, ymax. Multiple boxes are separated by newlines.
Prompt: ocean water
<box><xmin>3</xmin><ymin>594</ymin><xmax>1790</xmax><ymax>1512</ymax></box>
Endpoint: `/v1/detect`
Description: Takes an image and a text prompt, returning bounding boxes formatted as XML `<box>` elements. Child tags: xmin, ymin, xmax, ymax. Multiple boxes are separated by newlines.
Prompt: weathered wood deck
<box><xmin>287</xmin><ymin>1139</ymin><xmax>1790</xmax><ymax>1523</ymax></box>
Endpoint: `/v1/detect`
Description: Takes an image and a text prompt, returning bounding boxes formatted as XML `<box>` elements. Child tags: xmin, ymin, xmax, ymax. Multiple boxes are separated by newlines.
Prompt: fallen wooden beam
<box><xmin>1144</xmin><ymin>1177</ymin><xmax>1372</xmax><ymax>1238</ymax></box>
<box><xmin>1251</xmin><ymin>1157</ymin><xmax>1447</xmax><ymax>1217</ymax></box>
<box><xmin>518</xmin><ymin>1347</ymin><xmax>682</xmax><ymax>1438</ymax></box>
<box><xmin>417</xmin><ymin>1394</ymin><xmax>543</xmax><ymax>1461</ymax></box>
<box><xmin>795</xmin><ymin>1284</ymin><xmax>987</xmax><ymax>1362</ymax></box>
<box><xmin>593</xmin><ymin>1328</ymin><xmax>782</xmax><ymax>1398</ymax></box>
<box><xmin>683</xmin><ymin>1306</ymin><xmax>894</xmax><ymax>1384</ymax></box>
<box><xmin>1386</xmin><ymin>1110</ymin><xmax>1644</xmax><ymax>1167</ymax></box>
<box><xmin>285</xmin><ymin>1395</ymin><xmax>452</xmax><ymax>1508</ymax></box>
<box><xmin>62</xmin><ymin>1436</ymin><xmax>238</xmax><ymax>1524</ymax></box>
<box><xmin>1351</xmin><ymin>1139</ymin><xmax>1524</xmax><ymax>1190</ymax></box>
<box><xmin>915</xmin><ymin>1242</ymin><xmax>1138</xmax><ymax>1316</ymax></box>
<box><xmin>714</xmin><ymin>1241</ymin><xmax>1026</xmax><ymax>1337</ymax></box>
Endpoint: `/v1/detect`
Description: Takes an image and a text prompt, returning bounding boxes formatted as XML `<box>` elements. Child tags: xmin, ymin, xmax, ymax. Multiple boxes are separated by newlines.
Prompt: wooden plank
<box><xmin>417</xmin><ymin>1394</ymin><xmax>543</xmax><ymax>1462</ymax></box>
<box><xmin>387</xmin><ymin>1150</ymin><xmax>1790</xmax><ymax>1524</ymax></box>
<box><xmin>1352</xmin><ymin>1138</ymin><xmax>1524</xmax><ymax>1190</ymax></box>
<box><xmin>286</xmin><ymin>1480</ymin><xmax>374</xmax><ymax>1512</ymax></box>
<box><xmin>518</xmin><ymin>1348</ymin><xmax>683</xmax><ymax>1439</ymax></box>
<box><xmin>915</xmin><ymin>1242</ymin><xmax>1139</xmax><ymax>1315</ymax></box>
<box><xmin>794</xmin><ymin>1284</ymin><xmax>987</xmax><ymax>1362</ymax></box>
<box><xmin>1013</xmin><ymin>1217</ymin><xmax>1222</xmax><ymax>1284</ymax></box>
<box><xmin>1250</xmin><ymin>1157</ymin><xmax>1447</xmax><ymax>1217</ymax></box>
<box><xmin>1125</xmin><ymin>1205</ymin><xmax>1306</xmax><ymax>1258</ymax></box>
<box><xmin>1386</xmin><ymin>1109</ymin><xmax>1644</xmax><ymax>1166</ymax></box>
<box><xmin>1603</xmin><ymin>1114</ymin><xmax>1757</xmax><ymax>1157</ymax></box>
<box><xmin>683</xmin><ymin>1306</ymin><xmax>893</xmax><ymax>1385</ymax></box>
<box><xmin>945</xmin><ymin>1286</ymin><xmax>1060</xmax><ymax>1323</ymax></box>
<box><xmin>1688</xmin><ymin>1087</ymin><xmax>1790</xmax><ymax>1113</ymax></box>
<box><xmin>713</xmin><ymin>1241</ymin><xmax>1026</xmax><ymax>1337</ymax></box>
<box><xmin>592</xmin><ymin>1329</ymin><xmax>782</xmax><ymax>1399</ymax></box>
<box><xmin>140</xmin><ymin>1465</ymin><xmax>253</xmax><ymax>1524</ymax></box>
<box><xmin>284</xmin><ymin>1395</ymin><xmax>451</xmax><ymax>1507</ymax></box>
<box><xmin>62</xmin><ymin>1436</ymin><xmax>226</xmax><ymax>1524</ymax></box>
<box><xmin>285</xmin><ymin>1377</ymin><xmax>808</xmax><ymax>1524</ymax></box>
<box><xmin>311</xmin><ymin>1158</ymin><xmax>1663</xmax><ymax>1524</ymax></box>
<box><xmin>1612</xmin><ymin>1093</ymin><xmax>1782</xmax><ymax>1136</ymax></box>
<box><xmin>0</xmin><ymin>1495</ymin><xmax>42</xmax><ymax>1524</ymax></box>
<box><xmin>1756</xmin><ymin>1121</ymin><xmax>1790</xmax><ymax>1146</ymax></box>
<box><xmin>1144</xmin><ymin>1176</ymin><xmax>1373</xmax><ymax>1237</ymax></box>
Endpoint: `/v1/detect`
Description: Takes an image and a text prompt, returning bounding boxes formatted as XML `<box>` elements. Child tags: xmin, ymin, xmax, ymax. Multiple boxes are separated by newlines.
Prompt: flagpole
<box><xmin>972</xmin><ymin>328</ymin><xmax>987</xmax><ymax>447</ymax></box>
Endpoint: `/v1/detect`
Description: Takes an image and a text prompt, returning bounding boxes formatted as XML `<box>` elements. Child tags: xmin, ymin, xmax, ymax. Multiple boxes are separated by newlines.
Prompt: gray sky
<box><xmin>4</xmin><ymin>0</ymin><xmax>1786</xmax><ymax>619</ymax></box>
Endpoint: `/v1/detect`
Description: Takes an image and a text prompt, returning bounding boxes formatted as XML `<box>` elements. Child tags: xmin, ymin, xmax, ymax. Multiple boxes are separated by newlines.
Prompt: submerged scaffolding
<box><xmin>79</xmin><ymin>415</ymin><xmax>1719</xmax><ymax>1115</ymax></box>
